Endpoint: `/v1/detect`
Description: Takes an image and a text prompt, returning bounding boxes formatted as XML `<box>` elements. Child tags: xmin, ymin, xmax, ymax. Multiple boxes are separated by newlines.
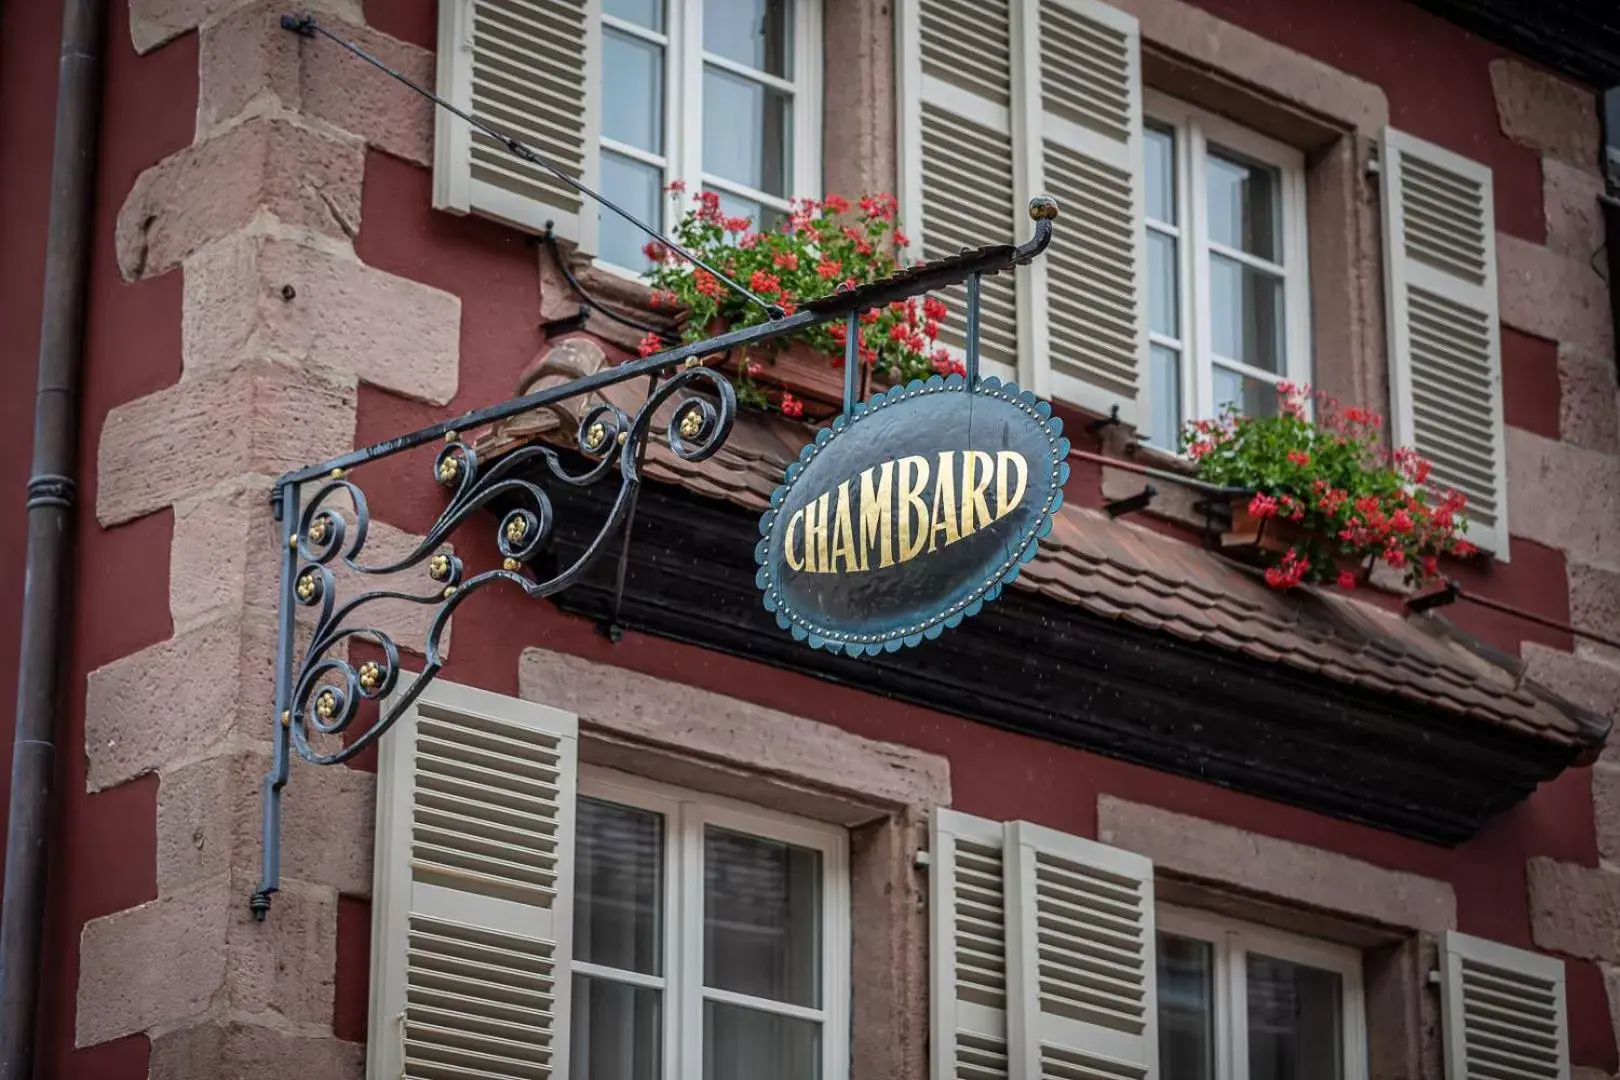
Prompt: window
<box><xmin>598</xmin><ymin>0</ymin><xmax>823</xmax><ymax>272</ymax></box>
<box><xmin>1157</xmin><ymin>907</ymin><xmax>1366</xmax><ymax>1080</ymax></box>
<box><xmin>1143</xmin><ymin>93</ymin><xmax>1311</xmax><ymax>450</ymax></box>
<box><xmin>571</xmin><ymin>768</ymin><xmax>850</xmax><ymax>1080</ymax></box>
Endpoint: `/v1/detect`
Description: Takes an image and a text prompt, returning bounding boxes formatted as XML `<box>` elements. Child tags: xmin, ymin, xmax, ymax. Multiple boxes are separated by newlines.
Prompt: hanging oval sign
<box><xmin>755</xmin><ymin>374</ymin><xmax>1070</xmax><ymax>655</ymax></box>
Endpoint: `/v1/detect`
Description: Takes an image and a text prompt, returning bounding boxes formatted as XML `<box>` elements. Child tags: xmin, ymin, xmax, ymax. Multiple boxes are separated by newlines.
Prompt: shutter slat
<box><xmin>435</xmin><ymin>0</ymin><xmax>602</xmax><ymax>247</ymax></box>
<box><xmin>1381</xmin><ymin>128</ymin><xmax>1508</xmax><ymax>557</ymax></box>
<box><xmin>1440</xmin><ymin>932</ymin><xmax>1569</xmax><ymax>1080</ymax></box>
<box><xmin>371</xmin><ymin>679</ymin><xmax>579</xmax><ymax>1080</ymax></box>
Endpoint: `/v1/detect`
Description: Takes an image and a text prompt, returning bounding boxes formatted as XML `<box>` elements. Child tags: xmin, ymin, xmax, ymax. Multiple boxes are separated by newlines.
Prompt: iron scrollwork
<box><xmin>282</xmin><ymin>366</ymin><xmax>733</xmax><ymax>765</ymax></box>
<box><xmin>250</xmin><ymin>366</ymin><xmax>735</xmax><ymax>917</ymax></box>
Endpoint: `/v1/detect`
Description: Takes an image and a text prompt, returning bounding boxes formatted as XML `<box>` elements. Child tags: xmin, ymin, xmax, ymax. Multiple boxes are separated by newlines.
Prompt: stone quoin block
<box><xmin>1594</xmin><ymin>765</ymin><xmax>1620</xmax><ymax>868</ymax></box>
<box><xmin>129</xmin><ymin>0</ymin><xmax>363</xmax><ymax>55</ymax></box>
<box><xmin>1526</xmin><ymin>856</ymin><xmax>1620</xmax><ymax>963</ymax></box>
<box><xmin>116</xmin><ymin>118</ymin><xmax>365</xmax><ymax>282</ymax></box>
<box><xmin>1497</xmin><ymin>234</ymin><xmax>1615</xmax><ymax>360</ymax></box>
<box><xmin>1570</xmin><ymin>562</ymin><xmax>1620</xmax><ymax>645</ymax></box>
<box><xmin>1543</xmin><ymin>157</ymin><xmax>1608</xmax><ymax>263</ymax></box>
<box><xmin>1507</xmin><ymin>428</ymin><xmax>1620</xmax><ymax>571</ymax></box>
<box><xmin>225</xmin><ymin>876</ymin><xmax>338</xmax><ymax>1027</ymax></box>
<box><xmin>96</xmin><ymin>360</ymin><xmax>357</xmax><ymax>527</ymax></box>
<box><xmin>1097</xmin><ymin>796</ymin><xmax>1457</xmax><ymax>932</ymax></box>
<box><xmin>156</xmin><ymin>751</ymin><xmax>264</xmax><ymax>893</ymax></box>
<box><xmin>1559</xmin><ymin>346</ymin><xmax>1620</xmax><ymax>455</ymax></box>
<box><xmin>1522</xmin><ymin>643</ymin><xmax>1620</xmax><ymax>736</ymax></box>
<box><xmin>1489</xmin><ymin>58</ymin><xmax>1602</xmax><ymax>171</ymax></box>
<box><xmin>199</xmin><ymin>3</ymin><xmax>434</xmax><ymax>164</ymax></box>
<box><xmin>147</xmin><ymin>1020</ymin><xmax>364</xmax><ymax>1080</ymax></box>
<box><xmin>281</xmin><ymin>753</ymin><xmax>377</xmax><ymax>898</ymax></box>
<box><xmin>85</xmin><ymin>611</ymin><xmax>279</xmax><ymax>793</ymax></box>
<box><xmin>76</xmin><ymin>878</ymin><xmax>232</xmax><ymax>1047</ymax></box>
<box><xmin>159</xmin><ymin>746</ymin><xmax>376</xmax><ymax>898</ymax></box>
<box><xmin>168</xmin><ymin>479</ymin><xmax>282</xmax><ymax>631</ymax></box>
<box><xmin>184</xmin><ymin>233</ymin><xmax>461</xmax><ymax>403</ymax></box>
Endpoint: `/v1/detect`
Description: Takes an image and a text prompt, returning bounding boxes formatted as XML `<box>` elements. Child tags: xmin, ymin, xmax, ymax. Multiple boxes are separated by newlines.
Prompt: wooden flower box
<box><xmin>1220</xmin><ymin>495</ymin><xmax>1368</xmax><ymax>580</ymax></box>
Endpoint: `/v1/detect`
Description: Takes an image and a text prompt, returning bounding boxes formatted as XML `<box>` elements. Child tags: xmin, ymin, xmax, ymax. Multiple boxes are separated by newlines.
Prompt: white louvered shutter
<box><xmin>898</xmin><ymin>0</ymin><xmax>1021</xmax><ymax>381</ymax></box>
<box><xmin>1024</xmin><ymin>0</ymin><xmax>1147</xmax><ymax>421</ymax></box>
<box><xmin>1380</xmin><ymin>128</ymin><xmax>1508</xmax><ymax>557</ymax></box>
<box><xmin>370</xmin><ymin>678</ymin><xmax>579</xmax><ymax>1080</ymax></box>
<box><xmin>434</xmin><ymin>0</ymin><xmax>603</xmax><ymax>251</ymax></box>
<box><xmin>1004</xmin><ymin>821</ymin><xmax>1157</xmax><ymax>1080</ymax></box>
<box><xmin>1439</xmin><ymin>931</ymin><xmax>1569</xmax><ymax>1080</ymax></box>
<box><xmin>932</xmin><ymin>809</ymin><xmax>1012</xmax><ymax>1080</ymax></box>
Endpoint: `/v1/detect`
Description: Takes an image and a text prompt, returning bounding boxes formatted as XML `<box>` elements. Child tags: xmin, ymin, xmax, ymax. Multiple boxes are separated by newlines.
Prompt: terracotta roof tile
<box><xmin>479</xmin><ymin>409</ymin><xmax>1607</xmax><ymax>749</ymax></box>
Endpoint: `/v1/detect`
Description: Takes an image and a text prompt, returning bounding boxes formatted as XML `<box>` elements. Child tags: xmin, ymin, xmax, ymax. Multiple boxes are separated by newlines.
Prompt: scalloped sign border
<box><xmin>754</xmin><ymin>374</ymin><xmax>1072</xmax><ymax>656</ymax></box>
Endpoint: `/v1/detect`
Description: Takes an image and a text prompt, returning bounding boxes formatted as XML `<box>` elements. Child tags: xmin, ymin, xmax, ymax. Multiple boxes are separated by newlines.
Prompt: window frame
<box><xmin>575</xmin><ymin>765</ymin><xmax>852</xmax><ymax>1080</ymax></box>
<box><xmin>596</xmin><ymin>0</ymin><xmax>824</xmax><ymax>277</ymax></box>
<box><xmin>1143</xmin><ymin>91</ymin><xmax>1312</xmax><ymax>444</ymax></box>
<box><xmin>1157</xmin><ymin>904</ymin><xmax>1368</xmax><ymax>1080</ymax></box>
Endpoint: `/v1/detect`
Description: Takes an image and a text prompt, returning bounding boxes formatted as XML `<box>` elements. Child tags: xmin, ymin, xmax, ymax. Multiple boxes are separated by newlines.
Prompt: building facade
<box><xmin>3</xmin><ymin>0</ymin><xmax>1620</xmax><ymax>1078</ymax></box>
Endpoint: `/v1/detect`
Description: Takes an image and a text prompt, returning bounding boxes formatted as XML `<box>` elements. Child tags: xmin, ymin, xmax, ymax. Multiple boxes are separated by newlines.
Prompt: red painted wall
<box><xmin>0</xmin><ymin>0</ymin><xmax>1606</xmax><ymax>1075</ymax></box>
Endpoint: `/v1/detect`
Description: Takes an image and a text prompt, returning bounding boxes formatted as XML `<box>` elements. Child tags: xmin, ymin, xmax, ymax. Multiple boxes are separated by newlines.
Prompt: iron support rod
<box><xmin>842</xmin><ymin>310</ymin><xmax>859</xmax><ymax>414</ymax></box>
<box><xmin>965</xmin><ymin>273</ymin><xmax>981</xmax><ymax>386</ymax></box>
<box><xmin>1067</xmin><ymin>449</ymin><xmax>1252</xmax><ymax>498</ymax></box>
<box><xmin>1409</xmin><ymin>583</ymin><xmax>1620</xmax><ymax>653</ymax></box>
<box><xmin>252</xmin><ymin>483</ymin><xmax>303</xmax><ymax>919</ymax></box>
<box><xmin>1</xmin><ymin>0</ymin><xmax>107</xmax><ymax>1072</ymax></box>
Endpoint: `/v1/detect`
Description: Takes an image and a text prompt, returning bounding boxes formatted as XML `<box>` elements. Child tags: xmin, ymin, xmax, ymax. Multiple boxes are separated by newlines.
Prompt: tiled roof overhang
<box><xmin>483</xmin><ymin>397</ymin><xmax>1610</xmax><ymax>843</ymax></box>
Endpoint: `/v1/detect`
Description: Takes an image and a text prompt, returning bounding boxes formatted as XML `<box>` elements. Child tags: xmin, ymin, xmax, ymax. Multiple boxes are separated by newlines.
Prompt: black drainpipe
<box><xmin>0</xmin><ymin>1</ymin><xmax>106</xmax><ymax>1076</ymax></box>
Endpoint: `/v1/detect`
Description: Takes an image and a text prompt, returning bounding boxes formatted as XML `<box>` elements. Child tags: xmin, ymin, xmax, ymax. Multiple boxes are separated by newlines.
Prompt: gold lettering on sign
<box><xmin>859</xmin><ymin>460</ymin><xmax>894</xmax><ymax>570</ymax></box>
<box><xmin>897</xmin><ymin>455</ymin><xmax>931</xmax><ymax>564</ymax></box>
<box><xmin>785</xmin><ymin>505</ymin><xmax>805</xmax><ymax>571</ymax></box>
<box><xmin>928</xmin><ymin>451</ymin><xmax>960</xmax><ymax>552</ymax></box>
<box><xmin>959</xmin><ymin>450</ymin><xmax>994</xmax><ymax>538</ymax></box>
<box><xmin>784</xmin><ymin>449</ymin><xmax>1038</xmax><ymax>575</ymax></box>
<box><xmin>830</xmin><ymin>480</ymin><xmax>859</xmax><ymax>573</ymax></box>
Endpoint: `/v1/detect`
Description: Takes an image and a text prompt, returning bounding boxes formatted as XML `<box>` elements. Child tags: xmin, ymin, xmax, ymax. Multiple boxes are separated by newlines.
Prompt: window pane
<box><xmin>600</xmin><ymin>153</ymin><xmax>664</xmax><ymax>272</ymax></box>
<box><xmin>1246</xmin><ymin>953</ymin><xmax>1344</xmax><ymax>1080</ymax></box>
<box><xmin>704</xmin><ymin>1000</ymin><xmax>819</xmax><ymax>1080</ymax></box>
<box><xmin>1210</xmin><ymin>254</ymin><xmax>1285</xmax><ymax>373</ymax></box>
<box><xmin>575</xmin><ymin>797</ymin><xmax>663</xmax><ymax>974</ymax></box>
<box><xmin>1157</xmin><ymin>934</ymin><xmax>1215</xmax><ymax>1080</ymax></box>
<box><xmin>703</xmin><ymin>65</ymin><xmax>793</xmax><ymax>196</ymax></box>
<box><xmin>571</xmin><ymin>974</ymin><xmax>662</xmax><ymax>1080</ymax></box>
<box><xmin>1145</xmin><ymin>125</ymin><xmax>1175</xmax><ymax>225</ymax></box>
<box><xmin>1148</xmin><ymin>229</ymin><xmax>1178</xmax><ymax>338</ymax></box>
<box><xmin>1148</xmin><ymin>345</ymin><xmax>1182</xmax><ymax>453</ymax></box>
<box><xmin>704</xmin><ymin>0</ymin><xmax>794</xmax><ymax>78</ymax></box>
<box><xmin>1214</xmin><ymin>364</ymin><xmax>1281</xmax><ymax>419</ymax></box>
<box><xmin>602</xmin><ymin>29</ymin><xmax>663</xmax><ymax>153</ymax></box>
<box><xmin>703</xmin><ymin>826</ymin><xmax>821</xmax><ymax>1006</ymax></box>
<box><xmin>707</xmin><ymin>187</ymin><xmax>789</xmax><ymax>235</ymax></box>
<box><xmin>606</xmin><ymin>0</ymin><xmax>663</xmax><ymax>31</ymax></box>
<box><xmin>1207</xmin><ymin>150</ymin><xmax>1280</xmax><ymax>262</ymax></box>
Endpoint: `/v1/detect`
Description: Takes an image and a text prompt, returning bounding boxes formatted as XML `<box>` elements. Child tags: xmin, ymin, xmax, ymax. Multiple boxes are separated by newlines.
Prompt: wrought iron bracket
<box><xmin>1104</xmin><ymin>484</ymin><xmax>1157</xmax><ymax>519</ymax></box>
<box><xmin>249</xmin><ymin>198</ymin><xmax>1061</xmax><ymax>917</ymax></box>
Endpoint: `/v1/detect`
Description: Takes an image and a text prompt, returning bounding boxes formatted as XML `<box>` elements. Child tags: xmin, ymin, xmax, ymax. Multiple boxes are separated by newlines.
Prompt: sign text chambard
<box><xmin>755</xmin><ymin>376</ymin><xmax>1070</xmax><ymax>654</ymax></box>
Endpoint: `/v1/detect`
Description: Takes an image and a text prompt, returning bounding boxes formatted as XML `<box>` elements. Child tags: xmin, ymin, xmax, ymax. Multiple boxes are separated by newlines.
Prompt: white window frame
<box><xmin>1158</xmin><ymin>905</ymin><xmax>1367</xmax><ymax>1080</ymax></box>
<box><xmin>1144</xmin><ymin>92</ymin><xmax>1312</xmax><ymax>443</ymax></box>
<box><xmin>576</xmin><ymin>765</ymin><xmax>851</xmax><ymax>1080</ymax></box>
<box><xmin>597</xmin><ymin>0</ymin><xmax>824</xmax><ymax>277</ymax></box>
